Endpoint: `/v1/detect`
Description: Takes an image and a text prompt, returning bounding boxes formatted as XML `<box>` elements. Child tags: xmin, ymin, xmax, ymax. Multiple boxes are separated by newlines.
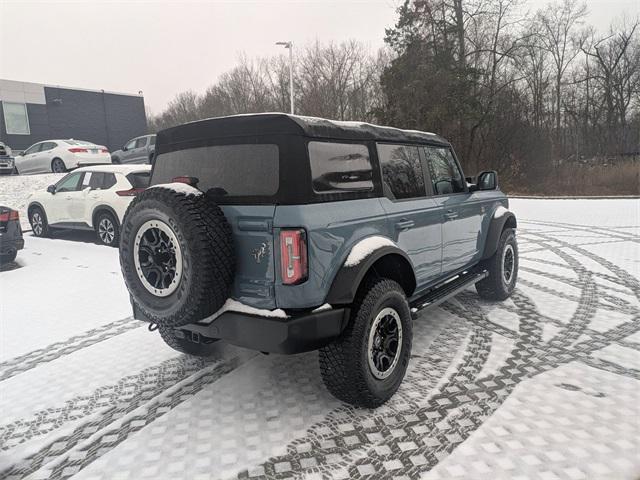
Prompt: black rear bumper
<box><xmin>133</xmin><ymin>302</ymin><xmax>350</xmax><ymax>354</ymax></box>
<box><xmin>0</xmin><ymin>222</ymin><xmax>24</xmax><ymax>255</ymax></box>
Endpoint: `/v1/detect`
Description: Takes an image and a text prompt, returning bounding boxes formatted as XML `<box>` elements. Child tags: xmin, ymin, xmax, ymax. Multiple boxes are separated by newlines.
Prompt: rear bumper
<box><xmin>0</xmin><ymin>233</ymin><xmax>24</xmax><ymax>255</ymax></box>
<box><xmin>133</xmin><ymin>303</ymin><xmax>350</xmax><ymax>354</ymax></box>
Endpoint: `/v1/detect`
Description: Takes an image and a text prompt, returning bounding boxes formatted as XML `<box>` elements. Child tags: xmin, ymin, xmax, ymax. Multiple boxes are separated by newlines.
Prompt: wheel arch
<box><xmin>481</xmin><ymin>210</ymin><xmax>517</xmax><ymax>260</ymax></box>
<box><xmin>27</xmin><ymin>201</ymin><xmax>47</xmax><ymax>220</ymax></box>
<box><xmin>325</xmin><ymin>245</ymin><xmax>417</xmax><ymax>305</ymax></box>
<box><xmin>91</xmin><ymin>205</ymin><xmax>120</xmax><ymax>229</ymax></box>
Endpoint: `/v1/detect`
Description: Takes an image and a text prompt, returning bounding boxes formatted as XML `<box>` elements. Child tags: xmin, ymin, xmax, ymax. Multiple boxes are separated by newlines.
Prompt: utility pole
<box><xmin>276</xmin><ymin>41</ymin><xmax>294</xmax><ymax>114</ymax></box>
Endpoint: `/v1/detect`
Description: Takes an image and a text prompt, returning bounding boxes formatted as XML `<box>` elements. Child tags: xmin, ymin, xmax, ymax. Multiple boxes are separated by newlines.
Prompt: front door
<box><xmin>423</xmin><ymin>146</ymin><xmax>483</xmax><ymax>274</ymax></box>
<box><xmin>49</xmin><ymin>172</ymin><xmax>83</xmax><ymax>223</ymax></box>
<box><xmin>377</xmin><ymin>143</ymin><xmax>442</xmax><ymax>288</ymax></box>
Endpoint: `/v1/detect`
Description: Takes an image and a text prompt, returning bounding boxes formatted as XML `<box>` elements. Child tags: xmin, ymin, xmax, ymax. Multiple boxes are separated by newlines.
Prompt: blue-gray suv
<box><xmin>119</xmin><ymin>114</ymin><xmax>518</xmax><ymax>407</ymax></box>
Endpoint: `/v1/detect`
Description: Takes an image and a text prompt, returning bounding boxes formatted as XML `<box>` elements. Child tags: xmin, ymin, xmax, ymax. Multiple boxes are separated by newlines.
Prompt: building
<box><xmin>0</xmin><ymin>79</ymin><xmax>147</xmax><ymax>152</ymax></box>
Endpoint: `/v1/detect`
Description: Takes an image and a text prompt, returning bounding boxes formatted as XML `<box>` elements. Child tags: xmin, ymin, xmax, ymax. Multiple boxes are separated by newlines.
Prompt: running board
<box><xmin>409</xmin><ymin>270</ymin><xmax>488</xmax><ymax>316</ymax></box>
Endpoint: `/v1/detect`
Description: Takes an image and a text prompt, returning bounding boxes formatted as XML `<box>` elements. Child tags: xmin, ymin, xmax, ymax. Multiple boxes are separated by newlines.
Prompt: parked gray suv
<box><xmin>111</xmin><ymin>134</ymin><xmax>155</xmax><ymax>164</ymax></box>
<box><xmin>119</xmin><ymin>114</ymin><xmax>518</xmax><ymax>407</ymax></box>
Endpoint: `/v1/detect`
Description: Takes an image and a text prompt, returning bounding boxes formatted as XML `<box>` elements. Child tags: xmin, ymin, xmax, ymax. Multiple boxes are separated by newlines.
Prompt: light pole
<box><xmin>276</xmin><ymin>41</ymin><xmax>294</xmax><ymax>114</ymax></box>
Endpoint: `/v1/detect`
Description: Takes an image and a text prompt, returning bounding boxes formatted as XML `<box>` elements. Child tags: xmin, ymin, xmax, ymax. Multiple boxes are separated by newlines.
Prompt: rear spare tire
<box><xmin>119</xmin><ymin>185</ymin><xmax>235</xmax><ymax>328</ymax></box>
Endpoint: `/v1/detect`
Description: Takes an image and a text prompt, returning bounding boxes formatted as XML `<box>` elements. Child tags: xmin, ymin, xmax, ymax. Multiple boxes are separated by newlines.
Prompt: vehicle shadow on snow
<box><xmin>29</xmin><ymin>230</ymin><xmax>110</xmax><ymax>247</ymax></box>
<box><xmin>0</xmin><ymin>260</ymin><xmax>23</xmax><ymax>272</ymax></box>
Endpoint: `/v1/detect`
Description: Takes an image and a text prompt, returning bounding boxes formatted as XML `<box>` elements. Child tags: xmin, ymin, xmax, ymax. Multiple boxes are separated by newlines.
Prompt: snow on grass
<box><xmin>510</xmin><ymin>198</ymin><xmax>640</xmax><ymax>227</ymax></box>
<box><xmin>344</xmin><ymin>236</ymin><xmax>397</xmax><ymax>267</ymax></box>
<box><xmin>149</xmin><ymin>182</ymin><xmax>202</xmax><ymax>196</ymax></box>
<box><xmin>0</xmin><ymin>173</ymin><xmax>64</xmax><ymax>228</ymax></box>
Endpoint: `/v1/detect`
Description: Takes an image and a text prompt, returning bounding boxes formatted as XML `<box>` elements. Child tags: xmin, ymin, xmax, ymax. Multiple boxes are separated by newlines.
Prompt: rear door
<box><xmin>122</xmin><ymin>138</ymin><xmax>138</xmax><ymax>163</ymax></box>
<box><xmin>423</xmin><ymin>146</ymin><xmax>483</xmax><ymax>274</ymax></box>
<box><xmin>377</xmin><ymin>143</ymin><xmax>442</xmax><ymax>288</ymax></box>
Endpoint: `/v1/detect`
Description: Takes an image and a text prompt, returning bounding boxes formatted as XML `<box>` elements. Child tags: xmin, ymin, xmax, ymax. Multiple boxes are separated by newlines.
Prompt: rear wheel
<box><xmin>0</xmin><ymin>251</ymin><xmax>17</xmax><ymax>264</ymax></box>
<box><xmin>111</xmin><ymin>156</ymin><xmax>120</xmax><ymax>164</ymax></box>
<box><xmin>319</xmin><ymin>278</ymin><xmax>412</xmax><ymax>408</ymax></box>
<box><xmin>29</xmin><ymin>207</ymin><xmax>49</xmax><ymax>237</ymax></box>
<box><xmin>158</xmin><ymin>325</ymin><xmax>219</xmax><ymax>357</ymax></box>
<box><xmin>95</xmin><ymin>212</ymin><xmax>119</xmax><ymax>247</ymax></box>
<box><xmin>51</xmin><ymin>158</ymin><xmax>66</xmax><ymax>173</ymax></box>
<box><xmin>476</xmin><ymin>228</ymin><xmax>518</xmax><ymax>300</ymax></box>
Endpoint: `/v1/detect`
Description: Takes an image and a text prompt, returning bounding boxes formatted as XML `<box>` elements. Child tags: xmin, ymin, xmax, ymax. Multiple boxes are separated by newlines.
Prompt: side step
<box><xmin>409</xmin><ymin>270</ymin><xmax>488</xmax><ymax>317</ymax></box>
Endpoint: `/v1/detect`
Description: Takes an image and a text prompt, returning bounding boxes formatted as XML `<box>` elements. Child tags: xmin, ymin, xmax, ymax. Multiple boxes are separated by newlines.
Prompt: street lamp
<box><xmin>276</xmin><ymin>41</ymin><xmax>294</xmax><ymax>115</ymax></box>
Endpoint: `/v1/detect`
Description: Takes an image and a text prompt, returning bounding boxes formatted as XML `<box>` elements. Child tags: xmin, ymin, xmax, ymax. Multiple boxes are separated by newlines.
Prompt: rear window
<box><xmin>308</xmin><ymin>142</ymin><xmax>373</xmax><ymax>194</ymax></box>
<box><xmin>152</xmin><ymin>144</ymin><xmax>279</xmax><ymax>197</ymax></box>
<box><xmin>127</xmin><ymin>171</ymin><xmax>150</xmax><ymax>188</ymax></box>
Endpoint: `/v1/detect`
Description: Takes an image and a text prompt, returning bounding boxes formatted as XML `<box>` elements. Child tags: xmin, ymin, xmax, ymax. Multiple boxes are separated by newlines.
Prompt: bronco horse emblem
<box><xmin>251</xmin><ymin>242</ymin><xmax>268</xmax><ymax>263</ymax></box>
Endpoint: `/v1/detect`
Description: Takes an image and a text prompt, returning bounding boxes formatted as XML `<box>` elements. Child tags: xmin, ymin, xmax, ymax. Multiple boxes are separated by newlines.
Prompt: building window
<box><xmin>3</xmin><ymin>102</ymin><xmax>30</xmax><ymax>135</ymax></box>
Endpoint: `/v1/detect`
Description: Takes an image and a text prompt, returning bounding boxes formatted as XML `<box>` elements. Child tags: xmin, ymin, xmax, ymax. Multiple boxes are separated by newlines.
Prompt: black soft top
<box><xmin>156</xmin><ymin>113</ymin><xmax>450</xmax><ymax>148</ymax></box>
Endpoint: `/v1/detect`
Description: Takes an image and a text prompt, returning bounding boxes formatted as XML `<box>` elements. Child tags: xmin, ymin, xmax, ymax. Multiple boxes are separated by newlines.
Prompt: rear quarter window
<box><xmin>152</xmin><ymin>144</ymin><xmax>279</xmax><ymax>197</ymax></box>
<box><xmin>127</xmin><ymin>171</ymin><xmax>151</xmax><ymax>188</ymax></box>
<box><xmin>308</xmin><ymin>141</ymin><xmax>373</xmax><ymax>194</ymax></box>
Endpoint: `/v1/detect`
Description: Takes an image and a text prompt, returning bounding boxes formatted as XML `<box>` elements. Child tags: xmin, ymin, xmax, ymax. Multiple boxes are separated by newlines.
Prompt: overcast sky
<box><xmin>1</xmin><ymin>0</ymin><xmax>638</xmax><ymax>114</ymax></box>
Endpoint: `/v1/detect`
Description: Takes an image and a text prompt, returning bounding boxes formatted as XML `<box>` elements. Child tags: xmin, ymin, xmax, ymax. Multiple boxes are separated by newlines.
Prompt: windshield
<box><xmin>65</xmin><ymin>140</ymin><xmax>96</xmax><ymax>146</ymax></box>
<box><xmin>152</xmin><ymin>144</ymin><xmax>279</xmax><ymax>198</ymax></box>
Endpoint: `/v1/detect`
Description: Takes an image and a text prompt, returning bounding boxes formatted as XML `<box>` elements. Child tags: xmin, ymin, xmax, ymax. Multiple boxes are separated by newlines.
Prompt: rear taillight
<box><xmin>116</xmin><ymin>188</ymin><xmax>146</xmax><ymax>196</ymax></box>
<box><xmin>100</xmin><ymin>148</ymin><xmax>109</xmax><ymax>153</ymax></box>
<box><xmin>172</xmin><ymin>176</ymin><xmax>199</xmax><ymax>186</ymax></box>
<box><xmin>68</xmin><ymin>147</ymin><xmax>88</xmax><ymax>153</ymax></box>
<box><xmin>0</xmin><ymin>210</ymin><xmax>19</xmax><ymax>222</ymax></box>
<box><xmin>280</xmin><ymin>229</ymin><xmax>308</xmax><ymax>285</ymax></box>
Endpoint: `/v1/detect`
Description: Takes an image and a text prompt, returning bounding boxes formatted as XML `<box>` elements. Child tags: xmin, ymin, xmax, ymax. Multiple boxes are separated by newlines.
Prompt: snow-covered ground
<box><xmin>0</xmin><ymin>183</ymin><xmax>638</xmax><ymax>479</ymax></box>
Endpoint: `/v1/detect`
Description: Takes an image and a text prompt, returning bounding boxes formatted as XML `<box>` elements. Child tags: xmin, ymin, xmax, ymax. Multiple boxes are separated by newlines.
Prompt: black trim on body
<box><xmin>481</xmin><ymin>211</ymin><xmax>517</xmax><ymax>260</ymax></box>
<box><xmin>325</xmin><ymin>245</ymin><xmax>416</xmax><ymax>305</ymax></box>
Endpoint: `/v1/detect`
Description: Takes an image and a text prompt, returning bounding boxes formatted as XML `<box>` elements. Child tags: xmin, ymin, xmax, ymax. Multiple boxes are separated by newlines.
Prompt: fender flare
<box><xmin>325</xmin><ymin>244</ymin><xmax>416</xmax><ymax>305</ymax></box>
<box><xmin>91</xmin><ymin>205</ymin><xmax>120</xmax><ymax>229</ymax></box>
<box><xmin>27</xmin><ymin>201</ymin><xmax>47</xmax><ymax>219</ymax></box>
<box><xmin>481</xmin><ymin>210</ymin><xmax>517</xmax><ymax>260</ymax></box>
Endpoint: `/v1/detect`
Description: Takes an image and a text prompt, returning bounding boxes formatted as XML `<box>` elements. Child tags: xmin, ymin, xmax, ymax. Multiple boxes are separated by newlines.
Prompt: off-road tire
<box><xmin>120</xmin><ymin>186</ymin><xmax>235</xmax><ymax>328</ymax></box>
<box><xmin>319</xmin><ymin>278</ymin><xmax>412</xmax><ymax>408</ymax></box>
<box><xmin>476</xmin><ymin>227</ymin><xmax>518</xmax><ymax>300</ymax></box>
<box><xmin>95</xmin><ymin>211</ymin><xmax>119</xmax><ymax>247</ymax></box>
<box><xmin>29</xmin><ymin>206</ymin><xmax>50</xmax><ymax>237</ymax></box>
<box><xmin>0</xmin><ymin>251</ymin><xmax>17</xmax><ymax>264</ymax></box>
<box><xmin>158</xmin><ymin>325</ymin><xmax>219</xmax><ymax>357</ymax></box>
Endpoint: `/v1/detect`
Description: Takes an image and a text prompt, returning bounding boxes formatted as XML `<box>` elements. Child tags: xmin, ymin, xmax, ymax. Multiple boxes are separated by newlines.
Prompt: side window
<box><xmin>149</xmin><ymin>136</ymin><xmax>156</xmax><ymax>146</ymax></box>
<box><xmin>89</xmin><ymin>172</ymin><xmax>105</xmax><ymax>189</ymax></box>
<box><xmin>56</xmin><ymin>172</ymin><xmax>82</xmax><ymax>193</ymax></box>
<box><xmin>135</xmin><ymin>137</ymin><xmax>148</xmax><ymax>149</ymax></box>
<box><xmin>308</xmin><ymin>141</ymin><xmax>373</xmax><ymax>194</ymax></box>
<box><xmin>24</xmin><ymin>143</ymin><xmax>42</xmax><ymax>155</ymax></box>
<box><xmin>125</xmin><ymin>139</ymin><xmax>137</xmax><ymax>150</ymax></box>
<box><xmin>102</xmin><ymin>173</ymin><xmax>117</xmax><ymax>189</ymax></box>
<box><xmin>423</xmin><ymin>147</ymin><xmax>465</xmax><ymax>195</ymax></box>
<box><xmin>40</xmin><ymin>142</ymin><xmax>55</xmax><ymax>152</ymax></box>
<box><xmin>377</xmin><ymin>144</ymin><xmax>425</xmax><ymax>200</ymax></box>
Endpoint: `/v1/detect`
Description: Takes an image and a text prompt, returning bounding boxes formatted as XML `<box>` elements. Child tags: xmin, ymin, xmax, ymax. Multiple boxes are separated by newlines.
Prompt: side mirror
<box><xmin>477</xmin><ymin>170</ymin><xmax>498</xmax><ymax>191</ymax></box>
<box><xmin>122</xmin><ymin>145</ymin><xmax>128</xmax><ymax>151</ymax></box>
<box><xmin>47</xmin><ymin>185</ymin><xmax>56</xmax><ymax>194</ymax></box>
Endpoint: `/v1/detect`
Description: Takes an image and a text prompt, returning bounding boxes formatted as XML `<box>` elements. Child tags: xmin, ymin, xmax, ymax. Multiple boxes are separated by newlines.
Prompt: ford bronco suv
<box><xmin>119</xmin><ymin>113</ymin><xmax>518</xmax><ymax>407</ymax></box>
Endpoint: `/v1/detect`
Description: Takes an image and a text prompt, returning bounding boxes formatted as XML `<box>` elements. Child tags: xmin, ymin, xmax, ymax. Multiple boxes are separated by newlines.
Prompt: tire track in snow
<box><xmin>0</xmin><ymin>317</ymin><xmax>142</xmax><ymax>382</ymax></box>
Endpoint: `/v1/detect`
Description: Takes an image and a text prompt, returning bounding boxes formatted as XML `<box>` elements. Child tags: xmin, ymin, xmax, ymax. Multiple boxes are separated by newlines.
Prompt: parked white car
<box><xmin>15</xmin><ymin>139</ymin><xmax>111</xmax><ymax>174</ymax></box>
<box><xmin>27</xmin><ymin>165</ymin><xmax>151</xmax><ymax>246</ymax></box>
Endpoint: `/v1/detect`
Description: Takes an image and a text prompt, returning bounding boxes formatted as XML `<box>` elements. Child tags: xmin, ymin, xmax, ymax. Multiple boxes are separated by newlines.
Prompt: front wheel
<box><xmin>319</xmin><ymin>278</ymin><xmax>412</xmax><ymax>408</ymax></box>
<box><xmin>95</xmin><ymin>212</ymin><xmax>119</xmax><ymax>247</ymax></box>
<box><xmin>29</xmin><ymin>207</ymin><xmax>50</xmax><ymax>237</ymax></box>
<box><xmin>476</xmin><ymin>227</ymin><xmax>518</xmax><ymax>300</ymax></box>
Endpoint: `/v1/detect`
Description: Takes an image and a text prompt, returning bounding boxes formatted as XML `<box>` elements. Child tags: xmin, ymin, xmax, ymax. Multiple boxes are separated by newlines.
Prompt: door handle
<box><xmin>395</xmin><ymin>219</ymin><xmax>415</xmax><ymax>231</ymax></box>
<box><xmin>444</xmin><ymin>210</ymin><xmax>459</xmax><ymax>220</ymax></box>
<box><xmin>65</xmin><ymin>196</ymin><xmax>73</xmax><ymax>200</ymax></box>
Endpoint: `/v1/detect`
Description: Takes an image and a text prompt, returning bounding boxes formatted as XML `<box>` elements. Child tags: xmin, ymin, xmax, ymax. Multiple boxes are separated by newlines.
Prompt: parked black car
<box><xmin>0</xmin><ymin>207</ymin><xmax>24</xmax><ymax>264</ymax></box>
